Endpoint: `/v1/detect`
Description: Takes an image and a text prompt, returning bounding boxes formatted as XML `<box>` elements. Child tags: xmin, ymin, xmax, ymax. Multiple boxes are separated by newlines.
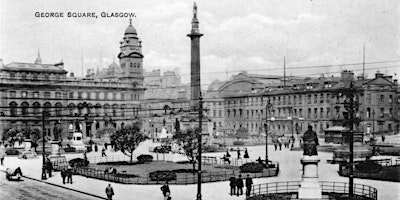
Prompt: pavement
<box><xmin>1</xmin><ymin>140</ymin><xmax>399</xmax><ymax>200</ymax></box>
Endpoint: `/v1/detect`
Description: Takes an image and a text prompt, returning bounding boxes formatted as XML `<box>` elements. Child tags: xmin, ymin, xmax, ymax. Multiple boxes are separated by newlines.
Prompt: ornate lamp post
<box><xmin>264</xmin><ymin>99</ymin><xmax>272</xmax><ymax>163</ymax></box>
<box><xmin>197</xmin><ymin>93</ymin><xmax>203</xmax><ymax>200</ymax></box>
<box><xmin>41</xmin><ymin>111</ymin><xmax>48</xmax><ymax>180</ymax></box>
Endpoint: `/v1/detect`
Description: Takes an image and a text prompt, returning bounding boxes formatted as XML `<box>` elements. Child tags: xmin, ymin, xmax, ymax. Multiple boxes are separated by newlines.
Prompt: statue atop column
<box><xmin>302</xmin><ymin>125</ymin><xmax>319</xmax><ymax>156</ymax></box>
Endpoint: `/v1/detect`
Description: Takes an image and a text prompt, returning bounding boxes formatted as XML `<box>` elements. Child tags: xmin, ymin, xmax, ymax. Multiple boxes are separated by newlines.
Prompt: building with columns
<box><xmin>0</xmin><ymin>21</ymin><xmax>145</xmax><ymax>140</ymax></box>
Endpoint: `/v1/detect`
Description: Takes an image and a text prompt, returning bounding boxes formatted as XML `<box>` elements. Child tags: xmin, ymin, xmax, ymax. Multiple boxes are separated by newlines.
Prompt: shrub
<box><xmin>137</xmin><ymin>154</ymin><xmax>153</xmax><ymax>163</ymax></box>
<box><xmin>69</xmin><ymin>158</ymin><xmax>89</xmax><ymax>168</ymax></box>
<box><xmin>233</xmin><ymin>141</ymin><xmax>245</xmax><ymax>146</ymax></box>
<box><xmin>355</xmin><ymin>161</ymin><xmax>382</xmax><ymax>173</ymax></box>
<box><xmin>239</xmin><ymin>162</ymin><xmax>264</xmax><ymax>173</ymax></box>
<box><xmin>5</xmin><ymin>149</ymin><xmax>20</xmax><ymax>155</ymax></box>
<box><xmin>149</xmin><ymin>170</ymin><xmax>177</xmax><ymax>181</ymax></box>
<box><xmin>170</xmin><ymin>169</ymin><xmax>197</xmax><ymax>173</ymax></box>
<box><xmin>63</xmin><ymin>147</ymin><xmax>76</xmax><ymax>152</ymax></box>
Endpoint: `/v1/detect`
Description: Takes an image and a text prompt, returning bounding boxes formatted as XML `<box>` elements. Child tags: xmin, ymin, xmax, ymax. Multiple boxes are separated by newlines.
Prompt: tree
<box><xmin>111</xmin><ymin>124</ymin><xmax>146</xmax><ymax>163</ymax></box>
<box><xmin>173</xmin><ymin>128</ymin><xmax>206</xmax><ymax>172</ymax></box>
<box><xmin>22</xmin><ymin>127</ymin><xmax>41</xmax><ymax>152</ymax></box>
<box><xmin>236</xmin><ymin>127</ymin><xmax>249</xmax><ymax>140</ymax></box>
<box><xmin>2</xmin><ymin>126</ymin><xmax>41</xmax><ymax>151</ymax></box>
<box><xmin>2</xmin><ymin>126</ymin><xmax>20</xmax><ymax>146</ymax></box>
<box><xmin>52</xmin><ymin>124</ymin><xmax>64</xmax><ymax>141</ymax></box>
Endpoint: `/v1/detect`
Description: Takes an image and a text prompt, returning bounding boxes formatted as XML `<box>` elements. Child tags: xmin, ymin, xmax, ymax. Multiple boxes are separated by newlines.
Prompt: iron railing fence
<box><xmin>249</xmin><ymin>181</ymin><xmax>377</xmax><ymax>200</ymax></box>
<box><xmin>51</xmin><ymin>155</ymin><xmax>279</xmax><ymax>185</ymax></box>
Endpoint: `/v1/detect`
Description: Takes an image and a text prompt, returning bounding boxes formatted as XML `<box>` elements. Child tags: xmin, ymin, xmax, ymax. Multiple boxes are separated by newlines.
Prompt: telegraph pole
<box><xmin>343</xmin><ymin>81</ymin><xmax>360</xmax><ymax>198</ymax></box>
<box><xmin>197</xmin><ymin>93</ymin><xmax>203</xmax><ymax>200</ymax></box>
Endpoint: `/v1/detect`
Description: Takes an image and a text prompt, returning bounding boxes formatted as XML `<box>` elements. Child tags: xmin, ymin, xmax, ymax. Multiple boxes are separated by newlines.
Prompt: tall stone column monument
<box><xmin>298</xmin><ymin>125</ymin><xmax>322</xmax><ymax>199</ymax></box>
<box><xmin>187</xmin><ymin>2</ymin><xmax>203</xmax><ymax>109</ymax></box>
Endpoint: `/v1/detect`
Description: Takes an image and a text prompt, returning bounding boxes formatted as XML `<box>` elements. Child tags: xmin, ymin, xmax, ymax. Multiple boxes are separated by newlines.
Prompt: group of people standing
<box><xmin>272</xmin><ymin>136</ymin><xmax>294</xmax><ymax>151</ymax></box>
<box><xmin>60</xmin><ymin>165</ymin><xmax>74</xmax><ymax>184</ymax></box>
<box><xmin>229</xmin><ymin>174</ymin><xmax>253</xmax><ymax>197</ymax></box>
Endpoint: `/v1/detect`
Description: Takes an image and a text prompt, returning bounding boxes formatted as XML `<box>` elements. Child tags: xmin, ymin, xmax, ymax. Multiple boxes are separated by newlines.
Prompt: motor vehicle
<box><xmin>18</xmin><ymin>150</ymin><xmax>38</xmax><ymax>159</ymax></box>
<box><xmin>6</xmin><ymin>167</ymin><xmax>23</xmax><ymax>181</ymax></box>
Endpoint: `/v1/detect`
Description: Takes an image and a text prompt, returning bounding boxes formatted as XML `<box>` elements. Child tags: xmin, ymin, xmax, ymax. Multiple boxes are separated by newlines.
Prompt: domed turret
<box><xmin>124</xmin><ymin>18</ymin><xmax>137</xmax><ymax>35</ymax></box>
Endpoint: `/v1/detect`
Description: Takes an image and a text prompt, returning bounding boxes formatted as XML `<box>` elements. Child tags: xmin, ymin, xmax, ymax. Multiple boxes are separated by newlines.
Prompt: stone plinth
<box><xmin>49</xmin><ymin>140</ymin><xmax>61</xmax><ymax>157</ymax></box>
<box><xmin>24</xmin><ymin>139</ymin><xmax>32</xmax><ymax>151</ymax></box>
<box><xmin>298</xmin><ymin>155</ymin><xmax>322</xmax><ymax>199</ymax></box>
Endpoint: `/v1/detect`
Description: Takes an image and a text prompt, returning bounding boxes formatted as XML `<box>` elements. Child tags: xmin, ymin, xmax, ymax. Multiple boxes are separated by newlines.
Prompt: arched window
<box><xmin>68</xmin><ymin>103</ymin><xmax>75</xmax><ymax>116</ymax></box>
<box><xmin>87</xmin><ymin>103</ymin><xmax>92</xmax><ymax>114</ymax></box>
<box><xmin>95</xmin><ymin>104</ymin><xmax>101</xmax><ymax>116</ymax></box>
<box><xmin>112</xmin><ymin>104</ymin><xmax>118</xmax><ymax>117</ymax></box>
<box><xmin>44</xmin><ymin>102</ymin><xmax>52</xmax><ymax>116</ymax></box>
<box><xmin>9</xmin><ymin>102</ymin><xmax>17</xmax><ymax>117</ymax></box>
<box><xmin>103</xmin><ymin>104</ymin><xmax>110</xmax><ymax>115</ymax></box>
<box><xmin>120</xmin><ymin>105</ymin><xmax>126</xmax><ymax>117</ymax></box>
<box><xmin>33</xmin><ymin>102</ymin><xmax>41</xmax><ymax>115</ymax></box>
<box><xmin>77</xmin><ymin>103</ymin><xmax>83</xmax><ymax>115</ymax></box>
<box><xmin>21</xmin><ymin>102</ymin><xmax>29</xmax><ymax>116</ymax></box>
<box><xmin>55</xmin><ymin>102</ymin><xmax>62</xmax><ymax>116</ymax></box>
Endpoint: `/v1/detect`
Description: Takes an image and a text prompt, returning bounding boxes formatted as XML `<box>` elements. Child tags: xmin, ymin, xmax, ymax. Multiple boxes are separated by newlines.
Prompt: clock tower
<box><xmin>118</xmin><ymin>19</ymin><xmax>144</xmax><ymax>85</ymax></box>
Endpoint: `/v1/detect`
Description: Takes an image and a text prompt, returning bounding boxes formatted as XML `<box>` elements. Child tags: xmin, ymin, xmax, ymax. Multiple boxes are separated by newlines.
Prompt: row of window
<box><xmin>225</xmin><ymin>121</ymin><xmax>330</xmax><ymax>133</ymax></box>
<box><xmin>9</xmin><ymin>72</ymin><xmax>64</xmax><ymax>80</ymax></box>
<box><xmin>7</xmin><ymin>101</ymin><xmax>140</xmax><ymax>117</ymax></box>
<box><xmin>226</xmin><ymin>107</ymin><xmax>334</xmax><ymax>120</ymax></box>
<box><xmin>7</xmin><ymin>90</ymin><xmax>140</xmax><ymax>101</ymax></box>
<box><xmin>227</xmin><ymin>93</ymin><xmax>399</xmax><ymax>108</ymax></box>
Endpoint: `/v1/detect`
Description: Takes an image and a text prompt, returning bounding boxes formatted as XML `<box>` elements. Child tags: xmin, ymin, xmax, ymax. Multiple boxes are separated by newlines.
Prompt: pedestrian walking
<box><xmin>236</xmin><ymin>174</ymin><xmax>244</xmax><ymax>196</ymax></box>
<box><xmin>45</xmin><ymin>156</ymin><xmax>53</xmax><ymax>177</ymax></box>
<box><xmin>278</xmin><ymin>137</ymin><xmax>283</xmax><ymax>150</ymax></box>
<box><xmin>104</xmin><ymin>142</ymin><xmax>108</xmax><ymax>150</ymax></box>
<box><xmin>105</xmin><ymin>184</ymin><xmax>114</xmax><ymax>200</ymax></box>
<box><xmin>244</xmin><ymin>148</ymin><xmax>249</xmax><ymax>159</ymax></box>
<box><xmin>66</xmin><ymin>165</ymin><xmax>73</xmax><ymax>184</ymax></box>
<box><xmin>229</xmin><ymin>175</ymin><xmax>236</xmax><ymax>195</ymax></box>
<box><xmin>102</xmin><ymin>147</ymin><xmax>107</xmax><ymax>157</ymax></box>
<box><xmin>83</xmin><ymin>150</ymin><xmax>87</xmax><ymax>160</ymax></box>
<box><xmin>94</xmin><ymin>144</ymin><xmax>98</xmax><ymax>152</ymax></box>
<box><xmin>245</xmin><ymin>174</ymin><xmax>253</xmax><ymax>197</ymax></box>
<box><xmin>0</xmin><ymin>142</ymin><xmax>6</xmax><ymax>166</ymax></box>
<box><xmin>225</xmin><ymin>150</ymin><xmax>231</xmax><ymax>158</ymax></box>
<box><xmin>60</xmin><ymin>168</ymin><xmax>66</xmax><ymax>184</ymax></box>
<box><xmin>274</xmin><ymin>142</ymin><xmax>278</xmax><ymax>151</ymax></box>
<box><xmin>160</xmin><ymin>181</ymin><xmax>171</xmax><ymax>200</ymax></box>
<box><xmin>237</xmin><ymin>148</ymin><xmax>241</xmax><ymax>159</ymax></box>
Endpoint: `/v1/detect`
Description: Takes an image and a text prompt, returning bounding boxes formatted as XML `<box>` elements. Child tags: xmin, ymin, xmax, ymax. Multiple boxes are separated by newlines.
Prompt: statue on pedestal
<box><xmin>302</xmin><ymin>125</ymin><xmax>319</xmax><ymax>156</ymax></box>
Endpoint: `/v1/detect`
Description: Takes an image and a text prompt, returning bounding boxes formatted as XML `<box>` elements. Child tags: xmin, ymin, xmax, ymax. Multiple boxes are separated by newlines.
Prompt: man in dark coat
<box><xmin>160</xmin><ymin>181</ymin><xmax>171</xmax><ymax>200</ymax></box>
<box><xmin>236</xmin><ymin>174</ymin><xmax>244</xmax><ymax>196</ymax></box>
<box><xmin>229</xmin><ymin>175</ymin><xmax>236</xmax><ymax>195</ymax></box>
<box><xmin>303</xmin><ymin>125</ymin><xmax>319</xmax><ymax>156</ymax></box>
<box><xmin>45</xmin><ymin>156</ymin><xmax>53</xmax><ymax>177</ymax></box>
<box><xmin>66</xmin><ymin>165</ymin><xmax>73</xmax><ymax>184</ymax></box>
<box><xmin>60</xmin><ymin>168</ymin><xmax>66</xmax><ymax>184</ymax></box>
<box><xmin>105</xmin><ymin>184</ymin><xmax>114</xmax><ymax>200</ymax></box>
<box><xmin>245</xmin><ymin>174</ymin><xmax>253</xmax><ymax>197</ymax></box>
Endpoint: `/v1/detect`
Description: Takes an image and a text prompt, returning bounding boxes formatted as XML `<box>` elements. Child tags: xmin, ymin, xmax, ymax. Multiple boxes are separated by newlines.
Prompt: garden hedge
<box><xmin>149</xmin><ymin>170</ymin><xmax>177</xmax><ymax>181</ymax></box>
<box><xmin>239</xmin><ymin>162</ymin><xmax>264</xmax><ymax>173</ymax></box>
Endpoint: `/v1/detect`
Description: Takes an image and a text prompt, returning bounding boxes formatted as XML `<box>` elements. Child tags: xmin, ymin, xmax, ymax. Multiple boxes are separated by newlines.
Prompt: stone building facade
<box><xmin>0</xmin><ymin>21</ymin><xmax>145</xmax><ymax>140</ymax></box>
<box><xmin>220</xmin><ymin>70</ymin><xmax>399</xmax><ymax>139</ymax></box>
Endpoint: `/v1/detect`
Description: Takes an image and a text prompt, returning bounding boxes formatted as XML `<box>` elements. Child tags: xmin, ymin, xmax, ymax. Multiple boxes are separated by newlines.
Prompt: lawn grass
<box><xmin>89</xmin><ymin>161</ymin><xmax>240</xmax><ymax>178</ymax></box>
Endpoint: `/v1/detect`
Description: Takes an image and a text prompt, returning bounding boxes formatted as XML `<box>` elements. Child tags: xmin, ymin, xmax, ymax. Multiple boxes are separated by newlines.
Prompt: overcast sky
<box><xmin>1</xmin><ymin>0</ymin><xmax>399</xmax><ymax>86</ymax></box>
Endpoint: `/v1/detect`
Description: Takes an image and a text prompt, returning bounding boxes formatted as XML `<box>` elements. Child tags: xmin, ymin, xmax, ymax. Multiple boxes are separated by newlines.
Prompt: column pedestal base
<box><xmin>298</xmin><ymin>155</ymin><xmax>322</xmax><ymax>199</ymax></box>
